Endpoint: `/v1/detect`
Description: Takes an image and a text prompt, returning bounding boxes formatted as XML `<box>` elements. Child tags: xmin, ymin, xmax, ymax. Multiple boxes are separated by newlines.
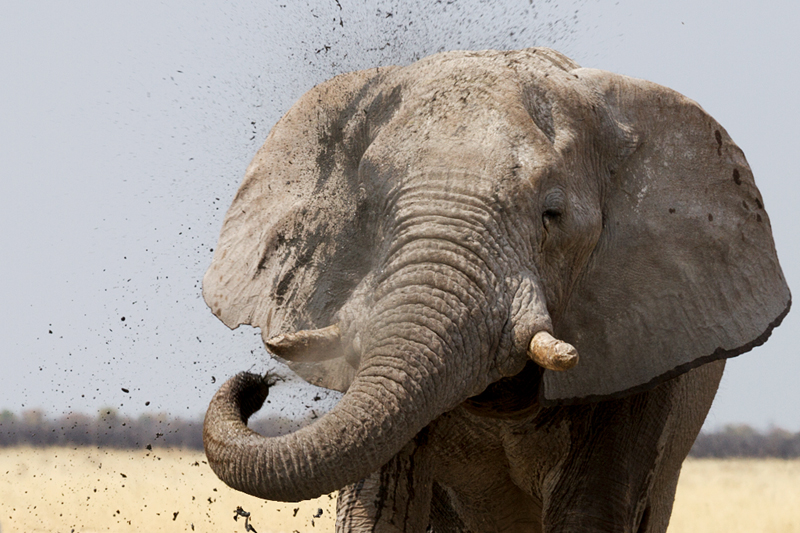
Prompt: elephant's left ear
<box><xmin>543</xmin><ymin>69</ymin><xmax>791</xmax><ymax>403</ymax></box>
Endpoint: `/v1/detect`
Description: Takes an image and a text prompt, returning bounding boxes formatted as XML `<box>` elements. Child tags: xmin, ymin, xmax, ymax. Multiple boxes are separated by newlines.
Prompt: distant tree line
<box><xmin>0</xmin><ymin>409</ymin><xmax>303</xmax><ymax>450</ymax></box>
<box><xmin>689</xmin><ymin>424</ymin><xmax>800</xmax><ymax>459</ymax></box>
<box><xmin>0</xmin><ymin>409</ymin><xmax>203</xmax><ymax>449</ymax></box>
<box><xmin>2</xmin><ymin>409</ymin><xmax>799</xmax><ymax>457</ymax></box>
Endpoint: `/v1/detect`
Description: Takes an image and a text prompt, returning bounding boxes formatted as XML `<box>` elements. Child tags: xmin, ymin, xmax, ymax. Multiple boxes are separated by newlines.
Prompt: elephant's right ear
<box><xmin>203</xmin><ymin>68</ymin><xmax>399</xmax><ymax>352</ymax></box>
<box><xmin>544</xmin><ymin>69</ymin><xmax>791</xmax><ymax>403</ymax></box>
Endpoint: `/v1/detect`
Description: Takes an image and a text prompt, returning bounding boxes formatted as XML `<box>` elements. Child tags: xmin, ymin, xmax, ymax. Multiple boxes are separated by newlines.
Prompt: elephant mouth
<box><xmin>462</xmin><ymin>361</ymin><xmax>543</xmax><ymax>419</ymax></box>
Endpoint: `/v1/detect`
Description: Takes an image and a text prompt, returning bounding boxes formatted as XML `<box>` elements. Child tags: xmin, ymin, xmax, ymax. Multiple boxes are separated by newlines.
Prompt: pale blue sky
<box><xmin>1</xmin><ymin>0</ymin><xmax>798</xmax><ymax>430</ymax></box>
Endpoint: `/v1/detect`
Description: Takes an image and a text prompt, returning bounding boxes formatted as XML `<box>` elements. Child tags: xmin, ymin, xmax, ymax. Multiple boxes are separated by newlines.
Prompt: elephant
<box><xmin>201</xmin><ymin>48</ymin><xmax>790</xmax><ymax>532</ymax></box>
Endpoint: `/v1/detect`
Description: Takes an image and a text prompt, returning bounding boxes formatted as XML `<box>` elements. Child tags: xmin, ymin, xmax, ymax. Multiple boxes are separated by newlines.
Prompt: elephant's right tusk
<box><xmin>529</xmin><ymin>331</ymin><xmax>579</xmax><ymax>371</ymax></box>
<box><xmin>266</xmin><ymin>324</ymin><xmax>343</xmax><ymax>362</ymax></box>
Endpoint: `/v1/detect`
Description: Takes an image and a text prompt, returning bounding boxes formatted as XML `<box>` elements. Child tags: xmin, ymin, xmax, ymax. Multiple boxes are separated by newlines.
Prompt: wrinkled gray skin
<box><xmin>202</xmin><ymin>49</ymin><xmax>790</xmax><ymax>532</ymax></box>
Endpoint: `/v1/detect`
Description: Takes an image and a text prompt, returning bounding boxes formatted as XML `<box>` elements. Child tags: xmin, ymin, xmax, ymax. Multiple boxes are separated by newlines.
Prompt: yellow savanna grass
<box><xmin>669</xmin><ymin>457</ymin><xmax>800</xmax><ymax>533</ymax></box>
<box><xmin>0</xmin><ymin>447</ymin><xmax>798</xmax><ymax>532</ymax></box>
<box><xmin>0</xmin><ymin>446</ymin><xmax>335</xmax><ymax>533</ymax></box>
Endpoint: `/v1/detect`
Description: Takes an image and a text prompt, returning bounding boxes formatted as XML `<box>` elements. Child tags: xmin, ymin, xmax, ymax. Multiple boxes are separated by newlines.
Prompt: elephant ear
<box><xmin>203</xmin><ymin>67</ymin><xmax>399</xmax><ymax>391</ymax></box>
<box><xmin>543</xmin><ymin>69</ymin><xmax>791</xmax><ymax>403</ymax></box>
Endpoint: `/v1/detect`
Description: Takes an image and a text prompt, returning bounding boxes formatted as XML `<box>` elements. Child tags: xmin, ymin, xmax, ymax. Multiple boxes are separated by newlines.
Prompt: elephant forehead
<box><xmin>393</xmin><ymin>51</ymin><xmax>579</xmax><ymax>119</ymax></box>
<box><xmin>400</xmin><ymin>47</ymin><xmax>581</xmax><ymax>85</ymax></box>
<box><xmin>364</xmin><ymin>50</ymin><xmax>597</xmax><ymax>177</ymax></box>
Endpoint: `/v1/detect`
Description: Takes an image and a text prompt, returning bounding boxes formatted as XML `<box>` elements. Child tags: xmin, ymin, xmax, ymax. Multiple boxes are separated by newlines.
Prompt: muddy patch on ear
<box><xmin>463</xmin><ymin>362</ymin><xmax>542</xmax><ymax>419</ymax></box>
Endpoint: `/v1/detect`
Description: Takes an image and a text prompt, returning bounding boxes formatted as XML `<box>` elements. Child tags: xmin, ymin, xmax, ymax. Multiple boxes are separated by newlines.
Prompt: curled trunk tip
<box><xmin>208</xmin><ymin>372</ymin><xmax>271</xmax><ymax>425</ymax></box>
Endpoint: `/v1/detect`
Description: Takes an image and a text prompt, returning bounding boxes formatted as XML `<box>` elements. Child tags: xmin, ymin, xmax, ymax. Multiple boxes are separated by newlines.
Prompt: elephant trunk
<box><xmin>203</xmin><ymin>364</ymin><xmax>434</xmax><ymax>501</ymax></box>
<box><xmin>203</xmin><ymin>254</ymin><xmax>506</xmax><ymax>501</ymax></box>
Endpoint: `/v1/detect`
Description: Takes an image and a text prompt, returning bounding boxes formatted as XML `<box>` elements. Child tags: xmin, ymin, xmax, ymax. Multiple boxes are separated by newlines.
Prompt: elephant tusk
<box><xmin>265</xmin><ymin>324</ymin><xmax>343</xmax><ymax>362</ymax></box>
<box><xmin>528</xmin><ymin>331</ymin><xmax>579</xmax><ymax>371</ymax></box>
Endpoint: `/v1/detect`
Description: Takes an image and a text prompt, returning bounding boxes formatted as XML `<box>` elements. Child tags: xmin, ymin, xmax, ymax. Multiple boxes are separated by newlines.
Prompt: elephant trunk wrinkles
<box><xmin>204</xmin><ymin>253</ymin><xmax>505</xmax><ymax>502</ymax></box>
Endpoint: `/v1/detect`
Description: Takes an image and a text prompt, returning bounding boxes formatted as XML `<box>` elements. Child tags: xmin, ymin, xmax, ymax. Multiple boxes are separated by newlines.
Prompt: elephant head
<box><xmin>202</xmin><ymin>48</ymin><xmax>790</xmax><ymax>502</ymax></box>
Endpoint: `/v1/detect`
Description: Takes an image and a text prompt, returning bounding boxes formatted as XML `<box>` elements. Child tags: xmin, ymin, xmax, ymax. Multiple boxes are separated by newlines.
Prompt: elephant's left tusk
<box><xmin>265</xmin><ymin>324</ymin><xmax>343</xmax><ymax>362</ymax></box>
<box><xmin>529</xmin><ymin>331</ymin><xmax>579</xmax><ymax>371</ymax></box>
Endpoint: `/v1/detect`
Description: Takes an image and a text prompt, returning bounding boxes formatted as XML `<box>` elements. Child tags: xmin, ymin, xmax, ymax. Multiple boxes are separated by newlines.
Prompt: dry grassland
<box><xmin>0</xmin><ymin>447</ymin><xmax>336</xmax><ymax>532</ymax></box>
<box><xmin>669</xmin><ymin>458</ymin><xmax>800</xmax><ymax>533</ymax></box>
<box><xmin>1</xmin><ymin>447</ymin><xmax>799</xmax><ymax>532</ymax></box>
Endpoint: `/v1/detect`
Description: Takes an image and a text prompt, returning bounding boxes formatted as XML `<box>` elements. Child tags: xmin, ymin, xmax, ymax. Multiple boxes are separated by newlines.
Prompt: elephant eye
<box><xmin>542</xmin><ymin>209</ymin><xmax>561</xmax><ymax>234</ymax></box>
<box><xmin>543</xmin><ymin>206</ymin><xmax>562</xmax><ymax>219</ymax></box>
<box><xmin>542</xmin><ymin>190</ymin><xmax>565</xmax><ymax>227</ymax></box>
